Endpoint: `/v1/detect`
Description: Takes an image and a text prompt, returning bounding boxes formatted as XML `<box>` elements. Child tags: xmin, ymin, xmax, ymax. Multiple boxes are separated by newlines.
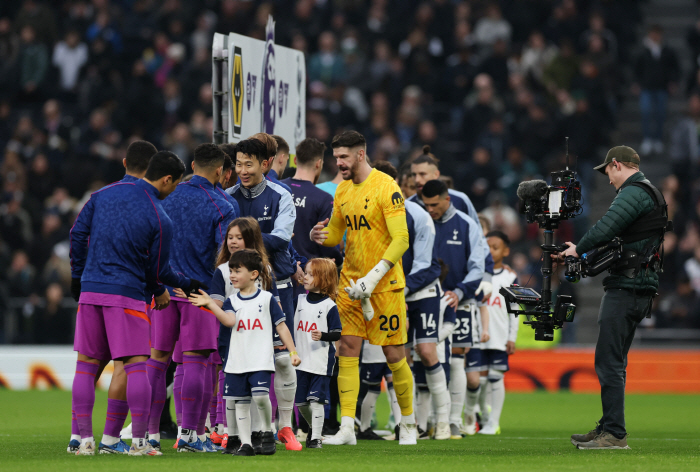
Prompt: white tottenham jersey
<box><xmin>362</xmin><ymin>341</ymin><xmax>388</xmax><ymax>364</ymax></box>
<box><xmin>223</xmin><ymin>290</ymin><xmax>284</xmax><ymax>374</ymax></box>
<box><xmin>294</xmin><ymin>294</ymin><xmax>341</xmax><ymax>376</ymax></box>
<box><xmin>482</xmin><ymin>268</ymin><xmax>519</xmax><ymax>350</ymax></box>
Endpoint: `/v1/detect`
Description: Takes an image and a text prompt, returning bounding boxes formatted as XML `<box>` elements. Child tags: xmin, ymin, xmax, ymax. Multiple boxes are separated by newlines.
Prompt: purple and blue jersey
<box><xmin>70</xmin><ymin>179</ymin><xmax>190</xmax><ymax>302</ymax></box>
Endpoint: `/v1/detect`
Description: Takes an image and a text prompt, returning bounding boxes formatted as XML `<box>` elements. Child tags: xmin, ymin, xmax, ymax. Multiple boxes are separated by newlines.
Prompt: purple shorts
<box><xmin>151</xmin><ymin>297</ymin><xmax>218</xmax><ymax>353</ymax></box>
<box><xmin>210</xmin><ymin>350</ymin><xmax>222</xmax><ymax>365</ymax></box>
<box><xmin>74</xmin><ymin>293</ymin><xmax>151</xmax><ymax>361</ymax></box>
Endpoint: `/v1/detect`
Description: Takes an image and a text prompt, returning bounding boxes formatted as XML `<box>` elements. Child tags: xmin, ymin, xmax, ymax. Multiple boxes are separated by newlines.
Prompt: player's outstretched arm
<box><xmin>276</xmin><ymin>323</ymin><xmax>301</xmax><ymax>367</ymax></box>
<box><xmin>189</xmin><ymin>289</ymin><xmax>237</xmax><ymax>327</ymax></box>
<box><xmin>479</xmin><ymin>304</ymin><xmax>490</xmax><ymax>343</ymax></box>
<box><xmin>310</xmin><ymin>217</ymin><xmax>344</xmax><ymax>247</ymax></box>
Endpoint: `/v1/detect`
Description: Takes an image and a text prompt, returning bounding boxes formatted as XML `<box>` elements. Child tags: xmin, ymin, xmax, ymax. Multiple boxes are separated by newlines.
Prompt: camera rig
<box><xmin>499</xmin><ymin>141</ymin><xmax>584</xmax><ymax>341</ymax></box>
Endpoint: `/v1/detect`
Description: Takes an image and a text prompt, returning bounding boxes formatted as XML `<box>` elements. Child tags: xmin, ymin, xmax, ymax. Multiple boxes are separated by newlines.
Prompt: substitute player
<box><xmin>310</xmin><ymin>130</ymin><xmax>415</xmax><ymax>445</ymax></box>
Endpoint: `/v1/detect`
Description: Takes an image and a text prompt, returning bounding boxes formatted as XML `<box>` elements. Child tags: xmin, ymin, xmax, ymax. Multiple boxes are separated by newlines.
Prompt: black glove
<box><xmin>183</xmin><ymin>279</ymin><xmax>209</xmax><ymax>297</ymax></box>
<box><xmin>70</xmin><ymin>278</ymin><xmax>81</xmax><ymax>302</ymax></box>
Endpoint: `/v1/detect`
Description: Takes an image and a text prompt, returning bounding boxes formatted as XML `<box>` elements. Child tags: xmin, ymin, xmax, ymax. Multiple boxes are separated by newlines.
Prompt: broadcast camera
<box><xmin>499</xmin><ymin>140</ymin><xmax>584</xmax><ymax>341</ymax></box>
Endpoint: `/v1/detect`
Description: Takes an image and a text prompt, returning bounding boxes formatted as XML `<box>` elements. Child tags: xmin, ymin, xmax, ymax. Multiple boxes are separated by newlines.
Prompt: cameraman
<box><xmin>559</xmin><ymin>146</ymin><xmax>666</xmax><ymax>450</ymax></box>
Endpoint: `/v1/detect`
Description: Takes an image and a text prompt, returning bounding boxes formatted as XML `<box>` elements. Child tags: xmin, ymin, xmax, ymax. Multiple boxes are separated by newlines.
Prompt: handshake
<box><xmin>345</xmin><ymin>261</ymin><xmax>391</xmax><ymax>322</ymax></box>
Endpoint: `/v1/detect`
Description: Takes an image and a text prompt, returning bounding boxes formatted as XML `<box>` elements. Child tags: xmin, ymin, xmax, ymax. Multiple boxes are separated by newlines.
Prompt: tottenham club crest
<box><xmin>453</xmin><ymin>229</ymin><xmax>459</xmax><ymax>240</ymax></box>
<box><xmin>261</xmin><ymin>16</ymin><xmax>276</xmax><ymax>134</ymax></box>
<box><xmin>263</xmin><ymin>205</ymin><xmax>269</xmax><ymax>216</ymax></box>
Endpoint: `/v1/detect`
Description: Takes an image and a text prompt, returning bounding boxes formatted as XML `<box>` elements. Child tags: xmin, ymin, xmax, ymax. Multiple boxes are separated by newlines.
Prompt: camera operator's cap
<box><xmin>593</xmin><ymin>146</ymin><xmax>640</xmax><ymax>174</ymax></box>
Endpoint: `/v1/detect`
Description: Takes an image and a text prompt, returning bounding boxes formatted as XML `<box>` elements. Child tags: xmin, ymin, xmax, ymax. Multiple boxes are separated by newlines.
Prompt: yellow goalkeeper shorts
<box><xmin>336</xmin><ymin>288</ymin><xmax>407</xmax><ymax>346</ymax></box>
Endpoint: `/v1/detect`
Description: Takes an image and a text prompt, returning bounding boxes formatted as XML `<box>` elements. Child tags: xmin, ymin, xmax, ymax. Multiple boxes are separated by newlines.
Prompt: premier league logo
<box><xmin>261</xmin><ymin>16</ymin><xmax>276</xmax><ymax>134</ymax></box>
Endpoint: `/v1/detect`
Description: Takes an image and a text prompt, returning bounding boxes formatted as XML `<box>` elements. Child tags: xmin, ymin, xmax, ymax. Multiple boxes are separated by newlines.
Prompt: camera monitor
<box><xmin>500</xmin><ymin>286</ymin><xmax>541</xmax><ymax>304</ymax></box>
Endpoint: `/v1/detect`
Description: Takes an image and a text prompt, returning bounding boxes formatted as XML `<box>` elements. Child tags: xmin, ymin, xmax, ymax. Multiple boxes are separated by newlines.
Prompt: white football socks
<box><xmin>360</xmin><ymin>389</ymin><xmax>380</xmax><ymax>432</ymax></box>
<box><xmin>274</xmin><ymin>356</ymin><xmax>297</xmax><ymax>430</ymax></box>
<box><xmin>478</xmin><ymin>376</ymin><xmax>490</xmax><ymax>423</ymax></box>
<box><xmin>253</xmin><ymin>394</ymin><xmax>273</xmax><ymax>432</ymax></box>
<box><xmin>415</xmin><ymin>387</ymin><xmax>431</xmax><ymax>431</ymax></box>
<box><xmin>488</xmin><ymin>372</ymin><xmax>505</xmax><ymax>426</ymax></box>
<box><xmin>387</xmin><ymin>382</ymin><xmax>402</xmax><ymax>426</ymax></box>
<box><xmin>425</xmin><ymin>363</ymin><xmax>450</xmax><ymax>424</ymax></box>
<box><xmin>101</xmin><ymin>434</ymin><xmax>119</xmax><ymax>446</ymax></box>
<box><xmin>235</xmin><ymin>401</ymin><xmax>252</xmax><ymax>446</ymax></box>
<box><xmin>225</xmin><ymin>399</ymin><xmax>238</xmax><ymax>437</ymax></box>
<box><xmin>449</xmin><ymin>356</ymin><xmax>467</xmax><ymax>425</ymax></box>
<box><xmin>310</xmin><ymin>402</ymin><xmax>325</xmax><ymax>440</ymax></box>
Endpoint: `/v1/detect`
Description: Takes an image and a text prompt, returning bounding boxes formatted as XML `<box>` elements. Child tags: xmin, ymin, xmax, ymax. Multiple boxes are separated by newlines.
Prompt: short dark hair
<box><xmin>272</xmin><ymin>135</ymin><xmax>289</xmax><ymax>154</ymax></box>
<box><xmin>486</xmin><ymin>230</ymin><xmax>510</xmax><ymax>247</ymax></box>
<box><xmin>249</xmin><ymin>133</ymin><xmax>277</xmax><ymax>158</ymax></box>
<box><xmin>222</xmin><ymin>153</ymin><xmax>233</xmax><ymax>172</ymax></box>
<box><xmin>229</xmin><ymin>248</ymin><xmax>264</xmax><ymax>273</ymax></box>
<box><xmin>295</xmin><ymin>137</ymin><xmax>326</xmax><ymax>167</ymax></box>
<box><xmin>193</xmin><ymin>143</ymin><xmax>226</xmax><ymax>168</ymax></box>
<box><xmin>373</xmin><ymin>160</ymin><xmax>398</xmax><ymax>180</ymax></box>
<box><xmin>235</xmin><ymin>138</ymin><xmax>268</xmax><ymax>164</ymax></box>
<box><xmin>219</xmin><ymin>143</ymin><xmax>237</xmax><ymax>160</ymax></box>
<box><xmin>412</xmin><ymin>145</ymin><xmax>440</xmax><ymax>167</ymax></box>
<box><xmin>421</xmin><ymin>179</ymin><xmax>448</xmax><ymax>198</ymax></box>
<box><xmin>331</xmin><ymin>130</ymin><xmax>366</xmax><ymax>149</ymax></box>
<box><xmin>125</xmin><ymin>140</ymin><xmax>157</xmax><ymax>173</ymax></box>
<box><xmin>145</xmin><ymin>151</ymin><xmax>186</xmax><ymax>181</ymax></box>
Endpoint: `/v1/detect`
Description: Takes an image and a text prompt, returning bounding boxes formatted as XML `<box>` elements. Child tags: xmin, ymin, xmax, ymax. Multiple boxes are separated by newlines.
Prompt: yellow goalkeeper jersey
<box><xmin>327</xmin><ymin>169</ymin><xmax>407</xmax><ymax>293</ymax></box>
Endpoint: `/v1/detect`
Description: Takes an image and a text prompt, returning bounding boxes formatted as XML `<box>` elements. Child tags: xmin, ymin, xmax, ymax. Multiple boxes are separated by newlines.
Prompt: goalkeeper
<box><xmin>310</xmin><ymin>131</ymin><xmax>415</xmax><ymax>445</ymax></box>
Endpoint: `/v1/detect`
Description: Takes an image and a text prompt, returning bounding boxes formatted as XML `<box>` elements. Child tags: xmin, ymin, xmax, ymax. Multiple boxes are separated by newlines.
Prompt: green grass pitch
<box><xmin>0</xmin><ymin>390</ymin><xmax>698</xmax><ymax>472</ymax></box>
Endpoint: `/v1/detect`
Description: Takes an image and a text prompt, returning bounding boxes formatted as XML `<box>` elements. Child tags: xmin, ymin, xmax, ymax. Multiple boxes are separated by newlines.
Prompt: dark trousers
<box><xmin>595</xmin><ymin>289</ymin><xmax>652</xmax><ymax>438</ymax></box>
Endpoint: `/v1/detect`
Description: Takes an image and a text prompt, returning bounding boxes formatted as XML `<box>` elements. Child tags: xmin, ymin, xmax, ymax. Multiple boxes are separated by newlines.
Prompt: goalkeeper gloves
<box><xmin>345</xmin><ymin>260</ymin><xmax>391</xmax><ymax>300</ymax></box>
<box><xmin>183</xmin><ymin>279</ymin><xmax>209</xmax><ymax>297</ymax></box>
<box><xmin>70</xmin><ymin>278</ymin><xmax>81</xmax><ymax>302</ymax></box>
<box><xmin>475</xmin><ymin>280</ymin><xmax>492</xmax><ymax>301</ymax></box>
<box><xmin>360</xmin><ymin>297</ymin><xmax>374</xmax><ymax>322</ymax></box>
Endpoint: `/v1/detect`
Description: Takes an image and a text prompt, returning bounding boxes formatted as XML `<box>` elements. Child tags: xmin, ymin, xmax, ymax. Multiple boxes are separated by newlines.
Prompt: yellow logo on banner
<box><xmin>232</xmin><ymin>46</ymin><xmax>243</xmax><ymax>137</ymax></box>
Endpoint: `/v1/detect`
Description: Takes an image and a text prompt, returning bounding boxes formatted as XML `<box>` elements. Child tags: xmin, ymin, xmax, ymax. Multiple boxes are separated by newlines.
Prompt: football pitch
<box><xmin>1</xmin><ymin>390</ymin><xmax>698</xmax><ymax>472</ymax></box>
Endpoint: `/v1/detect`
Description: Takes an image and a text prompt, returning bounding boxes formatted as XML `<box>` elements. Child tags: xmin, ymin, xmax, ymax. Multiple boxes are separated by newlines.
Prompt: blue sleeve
<box><xmin>216</xmin><ymin>200</ymin><xmax>239</xmax><ymax>246</ymax></box>
<box><xmin>406</xmin><ymin>209</ymin><xmax>441</xmax><ymax>294</ymax></box>
<box><xmin>269</xmin><ymin>296</ymin><xmax>286</xmax><ymax>326</ymax></box>
<box><xmin>485</xmin><ymin>253</ymin><xmax>495</xmax><ymax>275</ymax></box>
<box><xmin>147</xmin><ymin>214</ymin><xmax>190</xmax><ymax>289</ymax></box>
<box><xmin>209</xmin><ymin>268</ymin><xmax>227</xmax><ymax>302</ymax></box>
<box><xmin>456</xmin><ymin>219</ymin><xmax>486</xmax><ymax>301</ymax></box>
<box><xmin>269</xmin><ymin>268</ymin><xmax>279</xmax><ymax>298</ymax></box>
<box><xmin>290</xmin><ymin>242</ymin><xmax>307</xmax><ymax>269</ymax></box>
<box><xmin>262</xmin><ymin>186</ymin><xmax>296</xmax><ymax>253</ymax></box>
<box><xmin>326</xmin><ymin>305</ymin><xmax>342</xmax><ymax>332</ymax></box>
<box><xmin>443</xmin><ymin>304</ymin><xmax>457</xmax><ymax>324</ymax></box>
<box><xmin>222</xmin><ymin>298</ymin><xmax>234</xmax><ymax>313</ymax></box>
<box><xmin>69</xmin><ymin>196</ymin><xmax>95</xmax><ymax>278</ymax></box>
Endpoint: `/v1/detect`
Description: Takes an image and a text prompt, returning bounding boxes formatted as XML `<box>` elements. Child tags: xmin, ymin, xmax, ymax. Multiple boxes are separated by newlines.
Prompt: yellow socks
<box><xmin>338</xmin><ymin>356</ymin><xmax>360</xmax><ymax>418</ymax></box>
<box><xmin>388</xmin><ymin>358</ymin><xmax>414</xmax><ymax>416</ymax></box>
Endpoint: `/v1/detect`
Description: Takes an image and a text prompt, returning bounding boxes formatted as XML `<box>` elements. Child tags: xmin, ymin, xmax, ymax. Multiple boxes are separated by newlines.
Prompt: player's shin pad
<box><xmin>338</xmin><ymin>356</ymin><xmax>360</xmax><ymax>418</ymax></box>
<box><xmin>387</xmin><ymin>358</ymin><xmax>414</xmax><ymax>417</ymax></box>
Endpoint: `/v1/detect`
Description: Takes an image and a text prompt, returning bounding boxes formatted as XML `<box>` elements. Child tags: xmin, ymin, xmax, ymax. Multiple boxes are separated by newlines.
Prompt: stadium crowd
<box><xmin>0</xmin><ymin>0</ymin><xmax>697</xmax><ymax>345</ymax></box>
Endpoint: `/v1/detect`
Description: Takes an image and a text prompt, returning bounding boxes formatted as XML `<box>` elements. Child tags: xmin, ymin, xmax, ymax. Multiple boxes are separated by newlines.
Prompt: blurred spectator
<box><xmin>633</xmin><ymin>25</ymin><xmax>680</xmax><ymax>156</ymax></box>
<box><xmin>7</xmin><ymin>250</ymin><xmax>35</xmax><ymax>297</ymax></box>
<box><xmin>498</xmin><ymin>146</ymin><xmax>540</xmax><ymax>206</ymax></box>
<box><xmin>473</xmin><ymin>3</ymin><xmax>511</xmax><ymax>51</ymax></box>
<box><xmin>18</xmin><ymin>24</ymin><xmax>48</xmax><ymax>103</ymax></box>
<box><xmin>462</xmin><ymin>147</ymin><xmax>499</xmax><ymax>210</ymax></box>
<box><xmin>52</xmin><ymin>29</ymin><xmax>88</xmax><ymax>97</ymax></box>
<box><xmin>308</xmin><ymin>31</ymin><xmax>345</xmax><ymax>87</ymax></box>
<box><xmin>654</xmin><ymin>273</ymin><xmax>700</xmax><ymax>329</ymax></box>
<box><xmin>520</xmin><ymin>31</ymin><xmax>557</xmax><ymax>85</ymax></box>
<box><xmin>669</xmin><ymin>93</ymin><xmax>700</xmax><ymax>182</ymax></box>
<box><xmin>32</xmin><ymin>283</ymin><xmax>73</xmax><ymax>344</ymax></box>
